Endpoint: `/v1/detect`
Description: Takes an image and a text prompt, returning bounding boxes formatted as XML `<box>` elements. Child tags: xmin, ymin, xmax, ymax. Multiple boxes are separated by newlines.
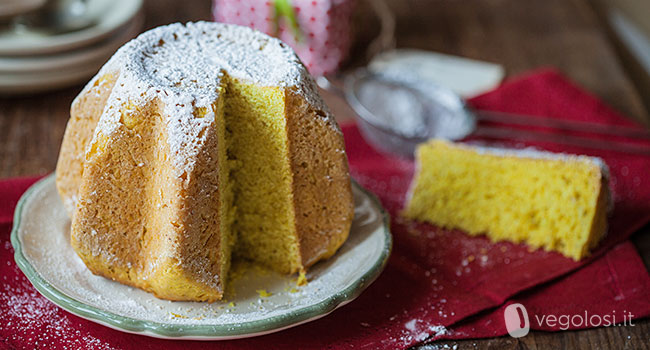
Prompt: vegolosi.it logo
<box><xmin>504</xmin><ymin>303</ymin><xmax>635</xmax><ymax>338</ymax></box>
<box><xmin>504</xmin><ymin>303</ymin><xmax>530</xmax><ymax>338</ymax></box>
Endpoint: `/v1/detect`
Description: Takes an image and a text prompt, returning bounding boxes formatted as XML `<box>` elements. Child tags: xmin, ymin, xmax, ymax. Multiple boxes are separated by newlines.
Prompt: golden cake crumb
<box><xmin>296</xmin><ymin>271</ymin><xmax>308</xmax><ymax>286</ymax></box>
<box><xmin>403</xmin><ymin>139</ymin><xmax>609</xmax><ymax>260</ymax></box>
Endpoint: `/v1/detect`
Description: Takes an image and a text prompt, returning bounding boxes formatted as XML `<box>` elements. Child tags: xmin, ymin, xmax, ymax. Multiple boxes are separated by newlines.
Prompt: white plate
<box><xmin>0</xmin><ymin>0</ymin><xmax>46</xmax><ymax>20</ymax></box>
<box><xmin>0</xmin><ymin>64</ymin><xmax>97</xmax><ymax>94</ymax></box>
<box><xmin>0</xmin><ymin>12</ymin><xmax>143</xmax><ymax>73</ymax></box>
<box><xmin>11</xmin><ymin>175</ymin><xmax>392</xmax><ymax>340</ymax></box>
<box><xmin>0</xmin><ymin>14</ymin><xmax>143</xmax><ymax>94</ymax></box>
<box><xmin>0</xmin><ymin>0</ymin><xmax>142</xmax><ymax>55</ymax></box>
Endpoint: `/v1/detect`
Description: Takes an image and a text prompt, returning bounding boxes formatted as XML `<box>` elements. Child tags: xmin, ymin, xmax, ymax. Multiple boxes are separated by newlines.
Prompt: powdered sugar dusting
<box><xmin>0</xmin><ymin>282</ymin><xmax>119</xmax><ymax>350</ymax></box>
<box><xmin>465</xmin><ymin>141</ymin><xmax>610</xmax><ymax>175</ymax></box>
<box><xmin>78</xmin><ymin>21</ymin><xmax>335</xmax><ymax>177</ymax></box>
<box><xmin>13</xmin><ymin>177</ymin><xmax>388</xmax><ymax>336</ymax></box>
<box><xmin>407</xmin><ymin>140</ymin><xmax>613</xmax><ymax>212</ymax></box>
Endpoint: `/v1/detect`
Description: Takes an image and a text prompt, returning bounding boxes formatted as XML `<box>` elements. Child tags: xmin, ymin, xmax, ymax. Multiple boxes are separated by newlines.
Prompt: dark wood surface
<box><xmin>1</xmin><ymin>0</ymin><xmax>648</xmax><ymax>349</ymax></box>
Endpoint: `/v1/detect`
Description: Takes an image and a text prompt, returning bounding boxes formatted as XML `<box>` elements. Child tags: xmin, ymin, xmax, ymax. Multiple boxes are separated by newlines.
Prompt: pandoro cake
<box><xmin>55</xmin><ymin>22</ymin><xmax>354</xmax><ymax>302</ymax></box>
<box><xmin>403</xmin><ymin>139</ymin><xmax>609</xmax><ymax>260</ymax></box>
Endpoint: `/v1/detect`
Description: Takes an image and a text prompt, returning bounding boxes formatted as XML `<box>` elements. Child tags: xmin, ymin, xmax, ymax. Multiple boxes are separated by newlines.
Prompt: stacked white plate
<box><xmin>0</xmin><ymin>0</ymin><xmax>143</xmax><ymax>94</ymax></box>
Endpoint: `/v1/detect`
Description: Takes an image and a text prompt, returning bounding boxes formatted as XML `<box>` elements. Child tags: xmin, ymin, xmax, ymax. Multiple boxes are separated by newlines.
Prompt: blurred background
<box><xmin>1</xmin><ymin>0</ymin><xmax>648</xmax><ymax>155</ymax></box>
<box><xmin>1</xmin><ymin>0</ymin><xmax>650</xmax><ymax>348</ymax></box>
<box><xmin>3</xmin><ymin>0</ymin><xmax>648</xmax><ymax>112</ymax></box>
<box><xmin>1</xmin><ymin>0</ymin><xmax>649</xmax><ymax>176</ymax></box>
<box><xmin>1</xmin><ymin>0</ymin><xmax>649</xmax><ymax>185</ymax></box>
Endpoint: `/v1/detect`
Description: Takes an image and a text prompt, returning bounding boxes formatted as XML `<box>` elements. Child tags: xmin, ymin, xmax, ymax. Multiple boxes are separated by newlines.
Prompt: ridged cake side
<box><xmin>285</xmin><ymin>90</ymin><xmax>354</xmax><ymax>268</ymax></box>
<box><xmin>55</xmin><ymin>22</ymin><xmax>353</xmax><ymax>301</ymax></box>
<box><xmin>59</xmin><ymin>72</ymin><xmax>232</xmax><ymax>301</ymax></box>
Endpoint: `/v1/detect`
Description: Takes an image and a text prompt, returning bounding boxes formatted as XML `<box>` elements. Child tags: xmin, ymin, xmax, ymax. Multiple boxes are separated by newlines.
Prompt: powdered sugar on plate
<box><xmin>12</xmin><ymin>176</ymin><xmax>390</xmax><ymax>339</ymax></box>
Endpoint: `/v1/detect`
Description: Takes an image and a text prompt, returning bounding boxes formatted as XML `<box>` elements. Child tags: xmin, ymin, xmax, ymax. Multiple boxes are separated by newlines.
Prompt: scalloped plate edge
<box><xmin>11</xmin><ymin>174</ymin><xmax>392</xmax><ymax>340</ymax></box>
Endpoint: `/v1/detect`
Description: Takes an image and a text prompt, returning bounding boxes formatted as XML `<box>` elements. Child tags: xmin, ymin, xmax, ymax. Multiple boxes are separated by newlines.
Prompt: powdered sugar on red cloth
<box><xmin>1</xmin><ymin>70</ymin><xmax>650</xmax><ymax>349</ymax></box>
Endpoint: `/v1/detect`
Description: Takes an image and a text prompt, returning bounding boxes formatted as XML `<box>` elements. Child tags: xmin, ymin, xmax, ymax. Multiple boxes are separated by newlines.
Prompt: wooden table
<box><xmin>1</xmin><ymin>0</ymin><xmax>648</xmax><ymax>349</ymax></box>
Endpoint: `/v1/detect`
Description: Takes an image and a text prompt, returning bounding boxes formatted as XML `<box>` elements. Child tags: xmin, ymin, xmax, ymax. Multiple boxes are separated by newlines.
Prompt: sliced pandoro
<box><xmin>55</xmin><ymin>22</ymin><xmax>354</xmax><ymax>301</ymax></box>
<box><xmin>403</xmin><ymin>139</ymin><xmax>609</xmax><ymax>260</ymax></box>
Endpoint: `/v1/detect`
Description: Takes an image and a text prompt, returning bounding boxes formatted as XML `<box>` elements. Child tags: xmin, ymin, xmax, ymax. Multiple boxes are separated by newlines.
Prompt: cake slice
<box><xmin>403</xmin><ymin>139</ymin><xmax>609</xmax><ymax>260</ymax></box>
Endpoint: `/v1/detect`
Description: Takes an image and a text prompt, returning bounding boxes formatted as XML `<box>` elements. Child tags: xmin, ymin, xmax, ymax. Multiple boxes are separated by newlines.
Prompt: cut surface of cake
<box><xmin>403</xmin><ymin>139</ymin><xmax>609</xmax><ymax>260</ymax></box>
<box><xmin>55</xmin><ymin>22</ymin><xmax>354</xmax><ymax>302</ymax></box>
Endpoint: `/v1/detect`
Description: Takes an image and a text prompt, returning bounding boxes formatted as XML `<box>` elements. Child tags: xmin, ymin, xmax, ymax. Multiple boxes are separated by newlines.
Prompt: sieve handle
<box><xmin>473</xmin><ymin>125</ymin><xmax>650</xmax><ymax>156</ymax></box>
<box><xmin>475</xmin><ymin>109</ymin><xmax>650</xmax><ymax>140</ymax></box>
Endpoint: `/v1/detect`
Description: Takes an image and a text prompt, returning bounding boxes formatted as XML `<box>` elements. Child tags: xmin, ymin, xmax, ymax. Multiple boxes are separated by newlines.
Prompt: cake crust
<box><xmin>285</xmin><ymin>90</ymin><xmax>354</xmax><ymax>268</ymax></box>
<box><xmin>55</xmin><ymin>22</ymin><xmax>353</xmax><ymax>301</ymax></box>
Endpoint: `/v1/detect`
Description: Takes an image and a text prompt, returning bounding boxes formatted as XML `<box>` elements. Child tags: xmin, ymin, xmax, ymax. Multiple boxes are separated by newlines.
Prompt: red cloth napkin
<box><xmin>1</xmin><ymin>69</ymin><xmax>650</xmax><ymax>349</ymax></box>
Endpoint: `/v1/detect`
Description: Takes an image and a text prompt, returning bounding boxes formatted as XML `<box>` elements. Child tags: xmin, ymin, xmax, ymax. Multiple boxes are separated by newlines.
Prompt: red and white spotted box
<box><xmin>213</xmin><ymin>0</ymin><xmax>356</xmax><ymax>77</ymax></box>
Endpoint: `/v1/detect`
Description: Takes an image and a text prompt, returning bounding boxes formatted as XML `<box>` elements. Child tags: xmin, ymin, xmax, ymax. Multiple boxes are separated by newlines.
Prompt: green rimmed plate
<box><xmin>11</xmin><ymin>175</ymin><xmax>392</xmax><ymax>340</ymax></box>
